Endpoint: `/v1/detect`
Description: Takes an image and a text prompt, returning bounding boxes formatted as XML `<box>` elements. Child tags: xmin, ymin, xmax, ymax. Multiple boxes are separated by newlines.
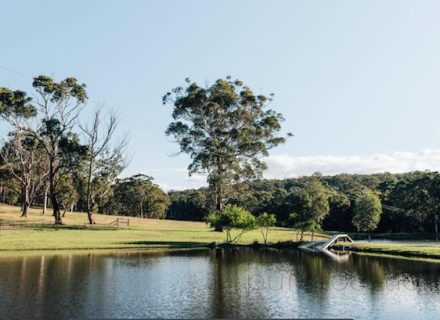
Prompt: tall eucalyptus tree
<box><xmin>163</xmin><ymin>77</ymin><xmax>290</xmax><ymax>213</ymax></box>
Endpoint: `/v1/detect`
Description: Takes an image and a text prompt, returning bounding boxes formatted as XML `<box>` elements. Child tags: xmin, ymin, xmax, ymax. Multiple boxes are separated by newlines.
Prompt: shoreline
<box><xmin>333</xmin><ymin>242</ymin><xmax>440</xmax><ymax>261</ymax></box>
<box><xmin>2</xmin><ymin>239</ymin><xmax>440</xmax><ymax>263</ymax></box>
<box><xmin>0</xmin><ymin>241</ymin><xmax>304</xmax><ymax>257</ymax></box>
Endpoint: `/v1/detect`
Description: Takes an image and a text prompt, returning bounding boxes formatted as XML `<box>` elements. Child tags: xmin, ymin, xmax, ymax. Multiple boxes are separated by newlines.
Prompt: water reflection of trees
<box><xmin>208</xmin><ymin>247</ymin><xmax>299</xmax><ymax>318</ymax></box>
<box><xmin>0</xmin><ymin>253</ymin><xmax>116</xmax><ymax>319</ymax></box>
<box><xmin>1</xmin><ymin>249</ymin><xmax>440</xmax><ymax>319</ymax></box>
<box><xmin>207</xmin><ymin>248</ymin><xmax>333</xmax><ymax>318</ymax></box>
<box><xmin>289</xmin><ymin>252</ymin><xmax>333</xmax><ymax>317</ymax></box>
<box><xmin>206</xmin><ymin>248</ymin><xmax>440</xmax><ymax>318</ymax></box>
<box><xmin>350</xmin><ymin>255</ymin><xmax>386</xmax><ymax>291</ymax></box>
<box><xmin>385</xmin><ymin>256</ymin><xmax>439</xmax><ymax>293</ymax></box>
<box><xmin>349</xmin><ymin>255</ymin><xmax>440</xmax><ymax>292</ymax></box>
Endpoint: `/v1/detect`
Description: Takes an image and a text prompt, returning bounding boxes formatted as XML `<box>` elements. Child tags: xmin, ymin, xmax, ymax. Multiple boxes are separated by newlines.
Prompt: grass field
<box><xmin>0</xmin><ymin>204</ymin><xmax>327</xmax><ymax>252</ymax></box>
<box><xmin>3</xmin><ymin>204</ymin><xmax>439</xmax><ymax>260</ymax></box>
<box><xmin>336</xmin><ymin>241</ymin><xmax>440</xmax><ymax>260</ymax></box>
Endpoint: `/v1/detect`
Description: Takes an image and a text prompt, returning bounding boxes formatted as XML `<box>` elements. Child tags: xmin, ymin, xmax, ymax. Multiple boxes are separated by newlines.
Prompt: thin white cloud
<box><xmin>154</xmin><ymin>149</ymin><xmax>440</xmax><ymax>190</ymax></box>
<box><xmin>264</xmin><ymin>149</ymin><xmax>440</xmax><ymax>179</ymax></box>
<box><xmin>159</xmin><ymin>173</ymin><xmax>207</xmax><ymax>191</ymax></box>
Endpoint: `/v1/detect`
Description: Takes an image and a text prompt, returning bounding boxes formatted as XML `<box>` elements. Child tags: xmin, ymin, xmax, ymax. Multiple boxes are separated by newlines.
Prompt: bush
<box><xmin>207</xmin><ymin>204</ymin><xmax>256</xmax><ymax>243</ymax></box>
<box><xmin>256</xmin><ymin>212</ymin><xmax>276</xmax><ymax>244</ymax></box>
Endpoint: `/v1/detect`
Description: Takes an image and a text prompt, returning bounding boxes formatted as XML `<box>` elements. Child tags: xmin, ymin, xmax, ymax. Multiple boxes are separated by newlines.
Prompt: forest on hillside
<box><xmin>168</xmin><ymin>171</ymin><xmax>440</xmax><ymax>234</ymax></box>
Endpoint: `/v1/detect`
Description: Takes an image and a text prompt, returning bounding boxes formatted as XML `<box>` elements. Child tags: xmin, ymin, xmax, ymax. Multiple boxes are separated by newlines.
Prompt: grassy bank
<box><xmin>0</xmin><ymin>205</ymin><xmax>326</xmax><ymax>252</ymax></box>
<box><xmin>336</xmin><ymin>242</ymin><xmax>440</xmax><ymax>260</ymax></box>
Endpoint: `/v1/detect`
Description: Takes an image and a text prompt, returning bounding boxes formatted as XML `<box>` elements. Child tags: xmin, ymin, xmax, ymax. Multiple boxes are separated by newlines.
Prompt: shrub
<box><xmin>256</xmin><ymin>212</ymin><xmax>276</xmax><ymax>244</ymax></box>
<box><xmin>207</xmin><ymin>204</ymin><xmax>256</xmax><ymax>243</ymax></box>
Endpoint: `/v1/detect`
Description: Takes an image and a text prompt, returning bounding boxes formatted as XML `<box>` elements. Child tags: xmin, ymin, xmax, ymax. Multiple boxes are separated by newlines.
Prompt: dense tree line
<box><xmin>167</xmin><ymin>171</ymin><xmax>440</xmax><ymax>235</ymax></box>
<box><xmin>100</xmin><ymin>174</ymin><xmax>170</xmax><ymax>219</ymax></box>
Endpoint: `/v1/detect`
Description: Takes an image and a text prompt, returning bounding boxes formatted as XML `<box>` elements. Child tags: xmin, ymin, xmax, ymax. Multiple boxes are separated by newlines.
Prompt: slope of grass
<box><xmin>0</xmin><ymin>205</ymin><xmax>327</xmax><ymax>252</ymax></box>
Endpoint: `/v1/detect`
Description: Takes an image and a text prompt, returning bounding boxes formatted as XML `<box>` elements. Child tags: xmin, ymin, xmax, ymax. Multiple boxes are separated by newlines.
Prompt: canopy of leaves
<box><xmin>167</xmin><ymin>189</ymin><xmax>208</xmax><ymax>221</ymax></box>
<box><xmin>352</xmin><ymin>189</ymin><xmax>383</xmax><ymax>232</ymax></box>
<box><xmin>32</xmin><ymin>75</ymin><xmax>87</xmax><ymax>104</ymax></box>
<box><xmin>207</xmin><ymin>204</ymin><xmax>256</xmax><ymax>231</ymax></box>
<box><xmin>102</xmin><ymin>174</ymin><xmax>170</xmax><ymax>219</ymax></box>
<box><xmin>163</xmin><ymin>77</ymin><xmax>289</xmax><ymax>209</ymax></box>
<box><xmin>256</xmin><ymin>212</ymin><xmax>276</xmax><ymax>228</ymax></box>
<box><xmin>0</xmin><ymin>88</ymin><xmax>36</xmax><ymax>119</ymax></box>
<box><xmin>207</xmin><ymin>204</ymin><xmax>256</xmax><ymax>243</ymax></box>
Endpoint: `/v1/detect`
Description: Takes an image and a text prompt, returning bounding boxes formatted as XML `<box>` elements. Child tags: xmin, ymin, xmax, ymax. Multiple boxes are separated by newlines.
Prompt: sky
<box><xmin>2</xmin><ymin>0</ymin><xmax>440</xmax><ymax>190</ymax></box>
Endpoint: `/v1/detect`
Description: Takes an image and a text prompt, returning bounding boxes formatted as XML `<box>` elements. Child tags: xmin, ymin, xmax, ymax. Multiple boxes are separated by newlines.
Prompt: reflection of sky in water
<box><xmin>0</xmin><ymin>249</ymin><xmax>439</xmax><ymax>319</ymax></box>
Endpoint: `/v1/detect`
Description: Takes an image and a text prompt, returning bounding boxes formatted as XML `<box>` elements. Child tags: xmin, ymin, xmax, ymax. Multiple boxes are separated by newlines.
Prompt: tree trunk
<box><xmin>215</xmin><ymin>157</ymin><xmax>225</xmax><ymax>212</ymax></box>
<box><xmin>51</xmin><ymin>192</ymin><xmax>62</xmax><ymax>224</ymax></box>
<box><xmin>21</xmin><ymin>204</ymin><xmax>29</xmax><ymax>218</ymax></box>
<box><xmin>311</xmin><ymin>230</ymin><xmax>314</xmax><ymax>242</ymax></box>
<box><xmin>42</xmin><ymin>189</ymin><xmax>47</xmax><ymax>215</ymax></box>
<box><xmin>435</xmin><ymin>214</ymin><xmax>438</xmax><ymax>241</ymax></box>
<box><xmin>85</xmin><ymin>157</ymin><xmax>95</xmax><ymax>224</ymax></box>
<box><xmin>87</xmin><ymin>209</ymin><xmax>95</xmax><ymax>224</ymax></box>
<box><xmin>20</xmin><ymin>183</ymin><xmax>30</xmax><ymax>218</ymax></box>
<box><xmin>20</xmin><ymin>185</ymin><xmax>25</xmax><ymax>217</ymax></box>
<box><xmin>368</xmin><ymin>233</ymin><xmax>371</xmax><ymax>242</ymax></box>
<box><xmin>214</xmin><ymin>172</ymin><xmax>224</xmax><ymax>231</ymax></box>
<box><xmin>49</xmin><ymin>159</ymin><xmax>62</xmax><ymax>225</ymax></box>
<box><xmin>216</xmin><ymin>186</ymin><xmax>223</xmax><ymax>211</ymax></box>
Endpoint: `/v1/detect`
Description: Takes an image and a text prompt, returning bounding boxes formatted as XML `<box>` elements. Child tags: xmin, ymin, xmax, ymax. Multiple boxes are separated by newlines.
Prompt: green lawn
<box><xmin>5</xmin><ymin>204</ymin><xmax>439</xmax><ymax>261</ymax></box>
<box><xmin>337</xmin><ymin>241</ymin><xmax>440</xmax><ymax>260</ymax></box>
<box><xmin>0</xmin><ymin>204</ymin><xmax>327</xmax><ymax>252</ymax></box>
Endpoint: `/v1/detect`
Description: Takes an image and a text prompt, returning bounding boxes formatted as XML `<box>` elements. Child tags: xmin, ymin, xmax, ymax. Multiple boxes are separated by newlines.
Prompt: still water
<box><xmin>0</xmin><ymin>248</ymin><xmax>439</xmax><ymax>319</ymax></box>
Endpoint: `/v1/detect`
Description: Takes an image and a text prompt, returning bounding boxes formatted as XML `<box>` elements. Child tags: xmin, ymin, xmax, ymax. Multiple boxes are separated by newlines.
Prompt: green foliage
<box><xmin>387</xmin><ymin>172</ymin><xmax>440</xmax><ymax>233</ymax></box>
<box><xmin>3</xmin><ymin>188</ymin><xmax>19</xmax><ymax>205</ymax></box>
<box><xmin>32</xmin><ymin>75</ymin><xmax>87</xmax><ymax>103</ymax></box>
<box><xmin>0</xmin><ymin>88</ymin><xmax>36</xmax><ymax>119</ymax></box>
<box><xmin>256</xmin><ymin>212</ymin><xmax>276</xmax><ymax>244</ymax></box>
<box><xmin>284</xmin><ymin>180</ymin><xmax>329</xmax><ymax>240</ymax></box>
<box><xmin>0</xmin><ymin>75</ymin><xmax>88</xmax><ymax>224</ymax></box>
<box><xmin>288</xmin><ymin>211</ymin><xmax>321</xmax><ymax>241</ymax></box>
<box><xmin>207</xmin><ymin>204</ymin><xmax>256</xmax><ymax>243</ymax></box>
<box><xmin>256</xmin><ymin>212</ymin><xmax>276</xmax><ymax>228</ymax></box>
<box><xmin>302</xmin><ymin>180</ymin><xmax>330</xmax><ymax>223</ymax></box>
<box><xmin>166</xmin><ymin>171</ymin><xmax>440</xmax><ymax>235</ymax></box>
<box><xmin>352</xmin><ymin>189</ymin><xmax>382</xmax><ymax>233</ymax></box>
<box><xmin>57</xmin><ymin>174</ymin><xmax>80</xmax><ymax>213</ymax></box>
<box><xmin>163</xmin><ymin>77</ymin><xmax>289</xmax><ymax>211</ymax></box>
<box><xmin>167</xmin><ymin>189</ymin><xmax>208</xmax><ymax>221</ymax></box>
<box><xmin>288</xmin><ymin>212</ymin><xmax>299</xmax><ymax>225</ymax></box>
<box><xmin>102</xmin><ymin>174</ymin><xmax>170</xmax><ymax>219</ymax></box>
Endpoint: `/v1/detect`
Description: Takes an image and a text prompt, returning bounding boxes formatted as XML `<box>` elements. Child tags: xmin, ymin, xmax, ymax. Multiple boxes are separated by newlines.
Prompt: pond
<box><xmin>0</xmin><ymin>248</ymin><xmax>439</xmax><ymax>319</ymax></box>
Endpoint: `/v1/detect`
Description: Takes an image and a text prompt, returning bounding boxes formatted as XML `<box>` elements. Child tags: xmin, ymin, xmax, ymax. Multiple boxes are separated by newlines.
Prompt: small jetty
<box><xmin>299</xmin><ymin>234</ymin><xmax>354</xmax><ymax>261</ymax></box>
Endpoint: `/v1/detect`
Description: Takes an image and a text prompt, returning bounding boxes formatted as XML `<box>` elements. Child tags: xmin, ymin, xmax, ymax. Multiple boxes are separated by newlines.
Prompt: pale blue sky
<box><xmin>2</xmin><ymin>0</ymin><xmax>440</xmax><ymax>189</ymax></box>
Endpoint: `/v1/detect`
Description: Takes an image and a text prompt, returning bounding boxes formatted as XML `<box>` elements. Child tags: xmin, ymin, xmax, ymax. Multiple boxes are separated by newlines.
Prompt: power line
<box><xmin>0</xmin><ymin>64</ymin><xmax>167</xmax><ymax>141</ymax></box>
<box><xmin>0</xmin><ymin>64</ymin><xmax>32</xmax><ymax>79</ymax></box>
